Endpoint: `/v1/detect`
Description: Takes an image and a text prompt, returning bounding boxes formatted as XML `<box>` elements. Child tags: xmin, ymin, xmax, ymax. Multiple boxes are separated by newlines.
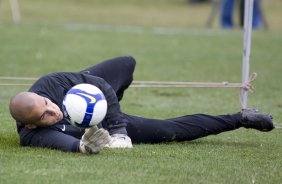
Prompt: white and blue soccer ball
<box><xmin>62</xmin><ymin>83</ymin><xmax>107</xmax><ymax>128</ymax></box>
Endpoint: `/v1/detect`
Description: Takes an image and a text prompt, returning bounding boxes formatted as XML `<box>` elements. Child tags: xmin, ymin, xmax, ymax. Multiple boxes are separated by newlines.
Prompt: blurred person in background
<box><xmin>221</xmin><ymin>0</ymin><xmax>262</xmax><ymax>29</ymax></box>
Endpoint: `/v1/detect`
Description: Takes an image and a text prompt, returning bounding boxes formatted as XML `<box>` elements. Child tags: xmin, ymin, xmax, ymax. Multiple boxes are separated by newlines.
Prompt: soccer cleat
<box><xmin>241</xmin><ymin>108</ymin><xmax>274</xmax><ymax>132</ymax></box>
<box><xmin>106</xmin><ymin>134</ymin><xmax>133</xmax><ymax>148</ymax></box>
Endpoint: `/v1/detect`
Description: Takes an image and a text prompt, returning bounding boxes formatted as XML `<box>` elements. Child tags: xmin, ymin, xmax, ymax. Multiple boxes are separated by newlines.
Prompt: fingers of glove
<box><xmin>88</xmin><ymin>128</ymin><xmax>109</xmax><ymax>142</ymax></box>
<box><xmin>83</xmin><ymin>126</ymin><xmax>99</xmax><ymax>141</ymax></box>
<box><xmin>93</xmin><ymin>133</ymin><xmax>111</xmax><ymax>146</ymax></box>
<box><xmin>82</xmin><ymin>129</ymin><xmax>107</xmax><ymax>145</ymax></box>
<box><xmin>79</xmin><ymin>141</ymin><xmax>99</xmax><ymax>154</ymax></box>
<box><xmin>88</xmin><ymin>129</ymin><xmax>111</xmax><ymax>147</ymax></box>
<box><xmin>83</xmin><ymin>145</ymin><xmax>101</xmax><ymax>154</ymax></box>
<box><xmin>83</xmin><ymin>137</ymin><xmax>109</xmax><ymax>154</ymax></box>
<box><xmin>83</xmin><ymin>129</ymin><xmax>111</xmax><ymax>148</ymax></box>
<box><xmin>80</xmin><ymin>139</ymin><xmax>105</xmax><ymax>154</ymax></box>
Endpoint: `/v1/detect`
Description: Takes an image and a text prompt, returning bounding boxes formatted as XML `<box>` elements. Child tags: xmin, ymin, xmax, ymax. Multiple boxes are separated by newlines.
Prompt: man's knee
<box><xmin>122</xmin><ymin>56</ymin><xmax>136</xmax><ymax>73</ymax></box>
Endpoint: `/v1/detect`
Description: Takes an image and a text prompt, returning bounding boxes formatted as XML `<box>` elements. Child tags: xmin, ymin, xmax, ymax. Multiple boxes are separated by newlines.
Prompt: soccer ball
<box><xmin>62</xmin><ymin>83</ymin><xmax>107</xmax><ymax>128</ymax></box>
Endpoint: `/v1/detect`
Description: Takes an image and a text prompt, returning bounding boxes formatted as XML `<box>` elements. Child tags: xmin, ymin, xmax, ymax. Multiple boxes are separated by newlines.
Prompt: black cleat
<box><xmin>241</xmin><ymin>108</ymin><xmax>274</xmax><ymax>132</ymax></box>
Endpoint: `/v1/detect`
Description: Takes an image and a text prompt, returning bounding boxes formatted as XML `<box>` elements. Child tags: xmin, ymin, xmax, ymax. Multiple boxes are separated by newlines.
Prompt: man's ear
<box><xmin>25</xmin><ymin>124</ymin><xmax>37</xmax><ymax>129</ymax></box>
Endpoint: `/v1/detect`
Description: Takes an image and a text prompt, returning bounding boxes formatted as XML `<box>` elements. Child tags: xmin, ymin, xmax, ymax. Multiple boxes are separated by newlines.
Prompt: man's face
<box><xmin>27</xmin><ymin>94</ymin><xmax>64</xmax><ymax>127</ymax></box>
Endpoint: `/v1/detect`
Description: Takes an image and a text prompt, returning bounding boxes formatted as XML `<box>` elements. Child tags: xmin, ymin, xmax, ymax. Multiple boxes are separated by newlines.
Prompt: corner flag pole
<box><xmin>241</xmin><ymin>0</ymin><xmax>254</xmax><ymax>109</ymax></box>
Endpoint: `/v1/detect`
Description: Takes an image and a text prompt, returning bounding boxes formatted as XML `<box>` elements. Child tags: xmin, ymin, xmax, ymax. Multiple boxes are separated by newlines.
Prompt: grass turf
<box><xmin>0</xmin><ymin>0</ymin><xmax>282</xmax><ymax>183</ymax></box>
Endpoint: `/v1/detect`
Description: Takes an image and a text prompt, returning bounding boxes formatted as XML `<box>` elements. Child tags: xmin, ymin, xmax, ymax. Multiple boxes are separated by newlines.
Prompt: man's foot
<box><xmin>107</xmin><ymin>134</ymin><xmax>133</xmax><ymax>148</ymax></box>
<box><xmin>241</xmin><ymin>108</ymin><xmax>274</xmax><ymax>132</ymax></box>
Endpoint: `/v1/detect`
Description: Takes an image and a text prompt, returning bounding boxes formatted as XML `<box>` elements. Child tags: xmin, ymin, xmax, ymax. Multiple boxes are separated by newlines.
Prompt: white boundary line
<box><xmin>274</xmin><ymin>125</ymin><xmax>282</xmax><ymax>129</ymax></box>
<box><xmin>63</xmin><ymin>23</ymin><xmax>229</xmax><ymax>36</ymax></box>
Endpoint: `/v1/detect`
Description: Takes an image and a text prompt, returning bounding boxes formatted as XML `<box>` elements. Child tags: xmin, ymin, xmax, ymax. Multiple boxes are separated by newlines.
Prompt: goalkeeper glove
<box><xmin>107</xmin><ymin>134</ymin><xmax>133</xmax><ymax>148</ymax></box>
<box><xmin>80</xmin><ymin>126</ymin><xmax>111</xmax><ymax>154</ymax></box>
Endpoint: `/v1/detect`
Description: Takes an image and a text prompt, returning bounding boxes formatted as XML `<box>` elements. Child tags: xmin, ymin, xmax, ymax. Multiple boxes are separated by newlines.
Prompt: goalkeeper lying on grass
<box><xmin>9</xmin><ymin>56</ymin><xmax>274</xmax><ymax>154</ymax></box>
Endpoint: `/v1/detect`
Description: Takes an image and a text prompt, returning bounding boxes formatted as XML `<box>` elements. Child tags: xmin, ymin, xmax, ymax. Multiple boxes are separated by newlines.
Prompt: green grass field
<box><xmin>0</xmin><ymin>0</ymin><xmax>282</xmax><ymax>183</ymax></box>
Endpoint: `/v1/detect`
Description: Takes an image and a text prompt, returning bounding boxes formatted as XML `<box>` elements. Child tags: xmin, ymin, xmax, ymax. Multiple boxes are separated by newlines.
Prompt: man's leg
<box><xmin>239</xmin><ymin>0</ymin><xmax>261</xmax><ymax>29</ymax></box>
<box><xmin>125</xmin><ymin>113</ymin><xmax>241</xmax><ymax>143</ymax></box>
<box><xmin>125</xmin><ymin>111</ymin><xmax>273</xmax><ymax>144</ymax></box>
<box><xmin>221</xmin><ymin>0</ymin><xmax>235</xmax><ymax>28</ymax></box>
<box><xmin>80</xmin><ymin>56</ymin><xmax>136</xmax><ymax>101</ymax></box>
<box><xmin>252</xmin><ymin>0</ymin><xmax>261</xmax><ymax>28</ymax></box>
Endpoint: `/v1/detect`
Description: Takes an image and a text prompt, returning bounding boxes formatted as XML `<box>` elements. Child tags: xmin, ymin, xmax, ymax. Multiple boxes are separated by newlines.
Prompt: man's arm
<box><xmin>21</xmin><ymin>128</ymin><xmax>81</xmax><ymax>152</ymax></box>
<box><xmin>20</xmin><ymin>126</ymin><xmax>111</xmax><ymax>153</ymax></box>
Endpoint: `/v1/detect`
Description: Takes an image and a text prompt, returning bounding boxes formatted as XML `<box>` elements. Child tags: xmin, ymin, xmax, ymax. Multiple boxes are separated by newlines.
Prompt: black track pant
<box><xmin>81</xmin><ymin>56</ymin><xmax>243</xmax><ymax>144</ymax></box>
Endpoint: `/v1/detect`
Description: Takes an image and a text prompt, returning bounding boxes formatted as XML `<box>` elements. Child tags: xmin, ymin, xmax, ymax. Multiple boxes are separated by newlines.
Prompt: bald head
<box><xmin>9</xmin><ymin>92</ymin><xmax>39</xmax><ymax>124</ymax></box>
<box><xmin>10</xmin><ymin>92</ymin><xmax>63</xmax><ymax>127</ymax></box>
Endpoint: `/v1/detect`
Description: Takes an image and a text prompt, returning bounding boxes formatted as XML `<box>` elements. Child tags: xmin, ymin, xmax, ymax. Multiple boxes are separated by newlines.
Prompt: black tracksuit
<box><xmin>17</xmin><ymin>56</ymin><xmax>243</xmax><ymax>152</ymax></box>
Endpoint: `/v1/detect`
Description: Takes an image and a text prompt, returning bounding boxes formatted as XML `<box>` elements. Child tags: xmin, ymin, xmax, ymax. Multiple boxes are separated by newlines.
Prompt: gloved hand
<box><xmin>79</xmin><ymin>126</ymin><xmax>111</xmax><ymax>154</ymax></box>
<box><xmin>107</xmin><ymin>134</ymin><xmax>133</xmax><ymax>148</ymax></box>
